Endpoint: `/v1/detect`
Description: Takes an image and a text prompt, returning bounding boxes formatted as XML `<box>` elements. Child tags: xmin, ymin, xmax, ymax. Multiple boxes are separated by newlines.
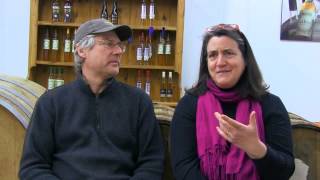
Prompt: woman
<box><xmin>170</xmin><ymin>24</ymin><xmax>295</xmax><ymax>180</ymax></box>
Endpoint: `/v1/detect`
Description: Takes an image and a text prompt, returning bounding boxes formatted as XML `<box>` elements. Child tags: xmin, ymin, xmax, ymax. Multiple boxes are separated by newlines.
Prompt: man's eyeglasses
<box><xmin>95</xmin><ymin>39</ymin><xmax>127</xmax><ymax>52</ymax></box>
<box><xmin>206</xmin><ymin>24</ymin><xmax>240</xmax><ymax>32</ymax></box>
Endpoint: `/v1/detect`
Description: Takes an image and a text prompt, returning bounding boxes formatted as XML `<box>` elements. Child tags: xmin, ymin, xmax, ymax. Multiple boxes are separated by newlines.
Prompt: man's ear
<box><xmin>77</xmin><ymin>47</ymin><xmax>87</xmax><ymax>59</ymax></box>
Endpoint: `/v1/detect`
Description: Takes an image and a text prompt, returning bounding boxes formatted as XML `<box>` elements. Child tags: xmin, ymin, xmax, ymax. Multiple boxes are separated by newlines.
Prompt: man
<box><xmin>19</xmin><ymin>19</ymin><xmax>164</xmax><ymax>179</ymax></box>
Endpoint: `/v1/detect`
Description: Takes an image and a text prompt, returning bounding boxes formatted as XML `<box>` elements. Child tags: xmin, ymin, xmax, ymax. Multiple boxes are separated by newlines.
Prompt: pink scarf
<box><xmin>196</xmin><ymin>80</ymin><xmax>265</xmax><ymax>180</ymax></box>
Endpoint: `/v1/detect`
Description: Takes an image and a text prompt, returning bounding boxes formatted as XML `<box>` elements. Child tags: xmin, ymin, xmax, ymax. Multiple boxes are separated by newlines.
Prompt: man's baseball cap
<box><xmin>75</xmin><ymin>18</ymin><xmax>132</xmax><ymax>44</ymax></box>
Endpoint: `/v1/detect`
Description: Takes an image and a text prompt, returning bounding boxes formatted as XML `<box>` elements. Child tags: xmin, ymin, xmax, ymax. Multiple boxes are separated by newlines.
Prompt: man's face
<box><xmin>80</xmin><ymin>31</ymin><xmax>124</xmax><ymax>79</ymax></box>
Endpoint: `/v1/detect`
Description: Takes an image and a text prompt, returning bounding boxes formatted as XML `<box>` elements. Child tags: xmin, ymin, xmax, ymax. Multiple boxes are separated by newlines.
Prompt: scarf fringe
<box><xmin>200</xmin><ymin>146</ymin><xmax>237</xmax><ymax>180</ymax></box>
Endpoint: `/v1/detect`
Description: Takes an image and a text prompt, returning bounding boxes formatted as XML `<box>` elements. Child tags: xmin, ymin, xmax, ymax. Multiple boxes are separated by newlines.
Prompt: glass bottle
<box><xmin>145</xmin><ymin>70</ymin><xmax>151</xmax><ymax>96</ymax></box>
<box><xmin>148</xmin><ymin>27</ymin><xmax>154</xmax><ymax>64</ymax></box>
<box><xmin>51</xmin><ymin>28</ymin><xmax>59</xmax><ymax>62</ymax></box>
<box><xmin>166</xmin><ymin>71</ymin><xmax>173</xmax><ymax>99</ymax></box>
<box><xmin>157</xmin><ymin>28</ymin><xmax>165</xmax><ymax>65</ymax></box>
<box><xmin>140</xmin><ymin>0</ymin><xmax>147</xmax><ymax>23</ymax></box>
<box><xmin>136</xmin><ymin>32</ymin><xmax>144</xmax><ymax>65</ymax></box>
<box><xmin>43</xmin><ymin>28</ymin><xmax>50</xmax><ymax>60</ymax></box>
<box><xmin>64</xmin><ymin>0</ymin><xmax>72</xmax><ymax>22</ymax></box>
<box><xmin>71</xmin><ymin>28</ymin><xmax>76</xmax><ymax>61</ymax></box>
<box><xmin>136</xmin><ymin>69</ymin><xmax>143</xmax><ymax>89</ymax></box>
<box><xmin>111</xmin><ymin>0</ymin><xmax>118</xmax><ymax>24</ymax></box>
<box><xmin>52</xmin><ymin>0</ymin><xmax>60</xmax><ymax>22</ymax></box>
<box><xmin>165</xmin><ymin>32</ymin><xmax>171</xmax><ymax>55</ymax></box>
<box><xmin>149</xmin><ymin>0</ymin><xmax>155</xmax><ymax>20</ymax></box>
<box><xmin>165</xmin><ymin>32</ymin><xmax>172</xmax><ymax>65</ymax></box>
<box><xmin>64</xmin><ymin>28</ymin><xmax>71</xmax><ymax>62</ymax></box>
<box><xmin>160</xmin><ymin>71</ymin><xmax>167</xmax><ymax>101</ymax></box>
<box><xmin>55</xmin><ymin>67</ymin><xmax>64</xmax><ymax>87</ymax></box>
<box><xmin>47</xmin><ymin>67</ymin><xmax>55</xmax><ymax>90</ymax></box>
<box><xmin>143</xmin><ymin>36</ymin><xmax>150</xmax><ymax>65</ymax></box>
<box><xmin>101</xmin><ymin>0</ymin><xmax>109</xmax><ymax>20</ymax></box>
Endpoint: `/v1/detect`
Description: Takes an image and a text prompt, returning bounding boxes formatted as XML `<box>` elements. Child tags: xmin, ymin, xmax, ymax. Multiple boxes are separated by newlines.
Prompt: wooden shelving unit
<box><xmin>28</xmin><ymin>0</ymin><xmax>185</xmax><ymax>105</ymax></box>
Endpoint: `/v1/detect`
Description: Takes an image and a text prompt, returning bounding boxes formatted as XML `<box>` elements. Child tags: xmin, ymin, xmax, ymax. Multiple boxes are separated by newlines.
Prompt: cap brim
<box><xmin>93</xmin><ymin>25</ymin><xmax>132</xmax><ymax>41</ymax></box>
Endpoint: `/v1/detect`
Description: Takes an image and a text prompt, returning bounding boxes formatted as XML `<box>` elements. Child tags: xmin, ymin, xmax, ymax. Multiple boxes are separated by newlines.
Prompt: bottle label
<box><xmin>137</xmin><ymin>47</ymin><xmax>143</xmax><ymax>61</ymax></box>
<box><xmin>141</xmin><ymin>5</ymin><xmax>146</xmax><ymax>19</ymax></box>
<box><xmin>136</xmin><ymin>81</ymin><xmax>142</xmax><ymax>89</ymax></box>
<box><xmin>52</xmin><ymin>40</ymin><xmax>59</xmax><ymax>50</ymax></box>
<box><xmin>48</xmin><ymin>79</ymin><xmax>55</xmax><ymax>90</ymax></box>
<box><xmin>64</xmin><ymin>6</ymin><xmax>71</xmax><ymax>17</ymax></box>
<box><xmin>165</xmin><ymin>44</ymin><xmax>171</xmax><ymax>54</ymax></box>
<box><xmin>53</xmin><ymin>6</ymin><xmax>60</xmax><ymax>11</ymax></box>
<box><xmin>160</xmin><ymin>88</ymin><xmax>166</xmax><ymax>97</ymax></box>
<box><xmin>43</xmin><ymin>39</ymin><xmax>50</xmax><ymax>50</ymax></box>
<box><xmin>166</xmin><ymin>89</ymin><xmax>173</xmax><ymax>97</ymax></box>
<box><xmin>145</xmin><ymin>83</ymin><xmax>150</xmax><ymax>95</ymax></box>
<box><xmin>52</xmin><ymin>6</ymin><xmax>60</xmax><ymax>20</ymax></box>
<box><xmin>56</xmin><ymin>79</ymin><xmax>64</xmax><ymax>87</ymax></box>
<box><xmin>157</xmin><ymin>44</ymin><xmax>164</xmax><ymax>54</ymax></box>
<box><xmin>148</xmin><ymin>44</ymin><xmax>152</xmax><ymax>58</ymax></box>
<box><xmin>111</xmin><ymin>16</ymin><xmax>118</xmax><ymax>24</ymax></box>
<box><xmin>64</xmin><ymin>5</ymin><xmax>71</xmax><ymax>10</ymax></box>
<box><xmin>149</xmin><ymin>5</ymin><xmax>155</xmax><ymax>19</ymax></box>
<box><xmin>64</xmin><ymin>40</ymin><xmax>71</xmax><ymax>52</ymax></box>
<box><xmin>71</xmin><ymin>40</ymin><xmax>75</xmax><ymax>52</ymax></box>
<box><xmin>144</xmin><ymin>47</ymin><xmax>149</xmax><ymax>61</ymax></box>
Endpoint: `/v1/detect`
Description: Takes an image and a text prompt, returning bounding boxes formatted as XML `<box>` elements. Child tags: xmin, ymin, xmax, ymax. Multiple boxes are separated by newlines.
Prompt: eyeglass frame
<box><xmin>95</xmin><ymin>39</ymin><xmax>128</xmax><ymax>52</ymax></box>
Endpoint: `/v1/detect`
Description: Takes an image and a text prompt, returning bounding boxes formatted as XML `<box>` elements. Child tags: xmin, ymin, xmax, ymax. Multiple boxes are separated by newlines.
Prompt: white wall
<box><xmin>1</xmin><ymin>0</ymin><xmax>319</xmax><ymax>121</ymax></box>
<box><xmin>0</xmin><ymin>0</ymin><xmax>30</xmax><ymax>78</ymax></box>
<box><xmin>183</xmin><ymin>0</ymin><xmax>320</xmax><ymax>121</ymax></box>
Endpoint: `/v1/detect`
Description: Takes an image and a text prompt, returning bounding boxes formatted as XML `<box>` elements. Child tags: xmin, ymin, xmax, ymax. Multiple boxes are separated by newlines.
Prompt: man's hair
<box><xmin>74</xmin><ymin>35</ymin><xmax>96</xmax><ymax>75</ymax></box>
<box><xmin>187</xmin><ymin>28</ymin><xmax>269</xmax><ymax>100</ymax></box>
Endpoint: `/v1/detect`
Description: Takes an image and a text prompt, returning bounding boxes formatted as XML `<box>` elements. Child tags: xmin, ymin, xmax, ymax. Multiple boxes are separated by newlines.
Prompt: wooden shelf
<box><xmin>38</xmin><ymin>21</ymin><xmax>79</xmax><ymax>27</ymax></box>
<box><xmin>36</xmin><ymin>61</ymin><xmax>175</xmax><ymax>70</ymax></box>
<box><xmin>153</xmin><ymin>101</ymin><xmax>177</xmax><ymax>107</ymax></box>
<box><xmin>29</xmin><ymin>0</ymin><xmax>185</xmax><ymax>103</ymax></box>
<box><xmin>129</xmin><ymin>25</ymin><xmax>176</xmax><ymax>31</ymax></box>
<box><xmin>38</xmin><ymin>21</ymin><xmax>176</xmax><ymax>31</ymax></box>
<box><xmin>120</xmin><ymin>65</ymin><xmax>175</xmax><ymax>70</ymax></box>
<box><xmin>36</xmin><ymin>60</ymin><xmax>74</xmax><ymax>67</ymax></box>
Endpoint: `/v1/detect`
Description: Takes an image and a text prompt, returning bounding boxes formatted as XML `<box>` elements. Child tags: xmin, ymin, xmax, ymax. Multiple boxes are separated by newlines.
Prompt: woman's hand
<box><xmin>214</xmin><ymin>111</ymin><xmax>267</xmax><ymax>159</ymax></box>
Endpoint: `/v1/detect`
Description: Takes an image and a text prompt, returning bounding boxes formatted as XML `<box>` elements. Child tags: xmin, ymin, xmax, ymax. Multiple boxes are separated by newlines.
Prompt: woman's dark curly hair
<box><xmin>186</xmin><ymin>25</ymin><xmax>269</xmax><ymax>100</ymax></box>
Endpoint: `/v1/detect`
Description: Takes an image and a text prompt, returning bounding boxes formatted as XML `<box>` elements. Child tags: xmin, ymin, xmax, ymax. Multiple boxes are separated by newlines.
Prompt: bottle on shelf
<box><xmin>166</xmin><ymin>71</ymin><xmax>173</xmax><ymax>99</ymax></box>
<box><xmin>71</xmin><ymin>28</ymin><xmax>77</xmax><ymax>61</ymax></box>
<box><xmin>111</xmin><ymin>0</ymin><xmax>118</xmax><ymax>24</ymax></box>
<box><xmin>157</xmin><ymin>28</ymin><xmax>165</xmax><ymax>65</ymax></box>
<box><xmin>143</xmin><ymin>36</ymin><xmax>150</xmax><ymax>65</ymax></box>
<box><xmin>51</xmin><ymin>28</ymin><xmax>60</xmax><ymax>62</ymax></box>
<box><xmin>160</xmin><ymin>71</ymin><xmax>167</xmax><ymax>101</ymax></box>
<box><xmin>47</xmin><ymin>67</ymin><xmax>56</xmax><ymax>90</ymax></box>
<box><xmin>140</xmin><ymin>0</ymin><xmax>147</xmax><ymax>25</ymax></box>
<box><xmin>55</xmin><ymin>67</ymin><xmax>65</xmax><ymax>87</ymax></box>
<box><xmin>136</xmin><ymin>69</ymin><xmax>143</xmax><ymax>89</ymax></box>
<box><xmin>165</xmin><ymin>32</ymin><xmax>172</xmax><ymax>65</ymax></box>
<box><xmin>124</xmin><ymin>36</ymin><xmax>133</xmax><ymax>65</ymax></box>
<box><xmin>136</xmin><ymin>32</ymin><xmax>144</xmax><ymax>65</ymax></box>
<box><xmin>52</xmin><ymin>0</ymin><xmax>60</xmax><ymax>22</ymax></box>
<box><xmin>147</xmin><ymin>27</ymin><xmax>154</xmax><ymax>64</ymax></box>
<box><xmin>101</xmin><ymin>0</ymin><xmax>109</xmax><ymax>20</ymax></box>
<box><xmin>145</xmin><ymin>70</ymin><xmax>151</xmax><ymax>96</ymax></box>
<box><xmin>64</xmin><ymin>0</ymin><xmax>72</xmax><ymax>22</ymax></box>
<box><xmin>149</xmin><ymin>0</ymin><xmax>155</xmax><ymax>21</ymax></box>
<box><xmin>64</xmin><ymin>28</ymin><xmax>72</xmax><ymax>62</ymax></box>
<box><xmin>42</xmin><ymin>28</ymin><xmax>50</xmax><ymax>61</ymax></box>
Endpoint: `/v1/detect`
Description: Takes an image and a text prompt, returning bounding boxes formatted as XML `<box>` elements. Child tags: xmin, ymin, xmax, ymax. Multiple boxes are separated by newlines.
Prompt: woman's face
<box><xmin>207</xmin><ymin>36</ymin><xmax>245</xmax><ymax>89</ymax></box>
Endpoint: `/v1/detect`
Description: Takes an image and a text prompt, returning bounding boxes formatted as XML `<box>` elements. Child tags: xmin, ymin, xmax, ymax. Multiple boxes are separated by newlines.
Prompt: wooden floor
<box><xmin>0</xmin><ymin>106</ymin><xmax>25</xmax><ymax>180</ymax></box>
